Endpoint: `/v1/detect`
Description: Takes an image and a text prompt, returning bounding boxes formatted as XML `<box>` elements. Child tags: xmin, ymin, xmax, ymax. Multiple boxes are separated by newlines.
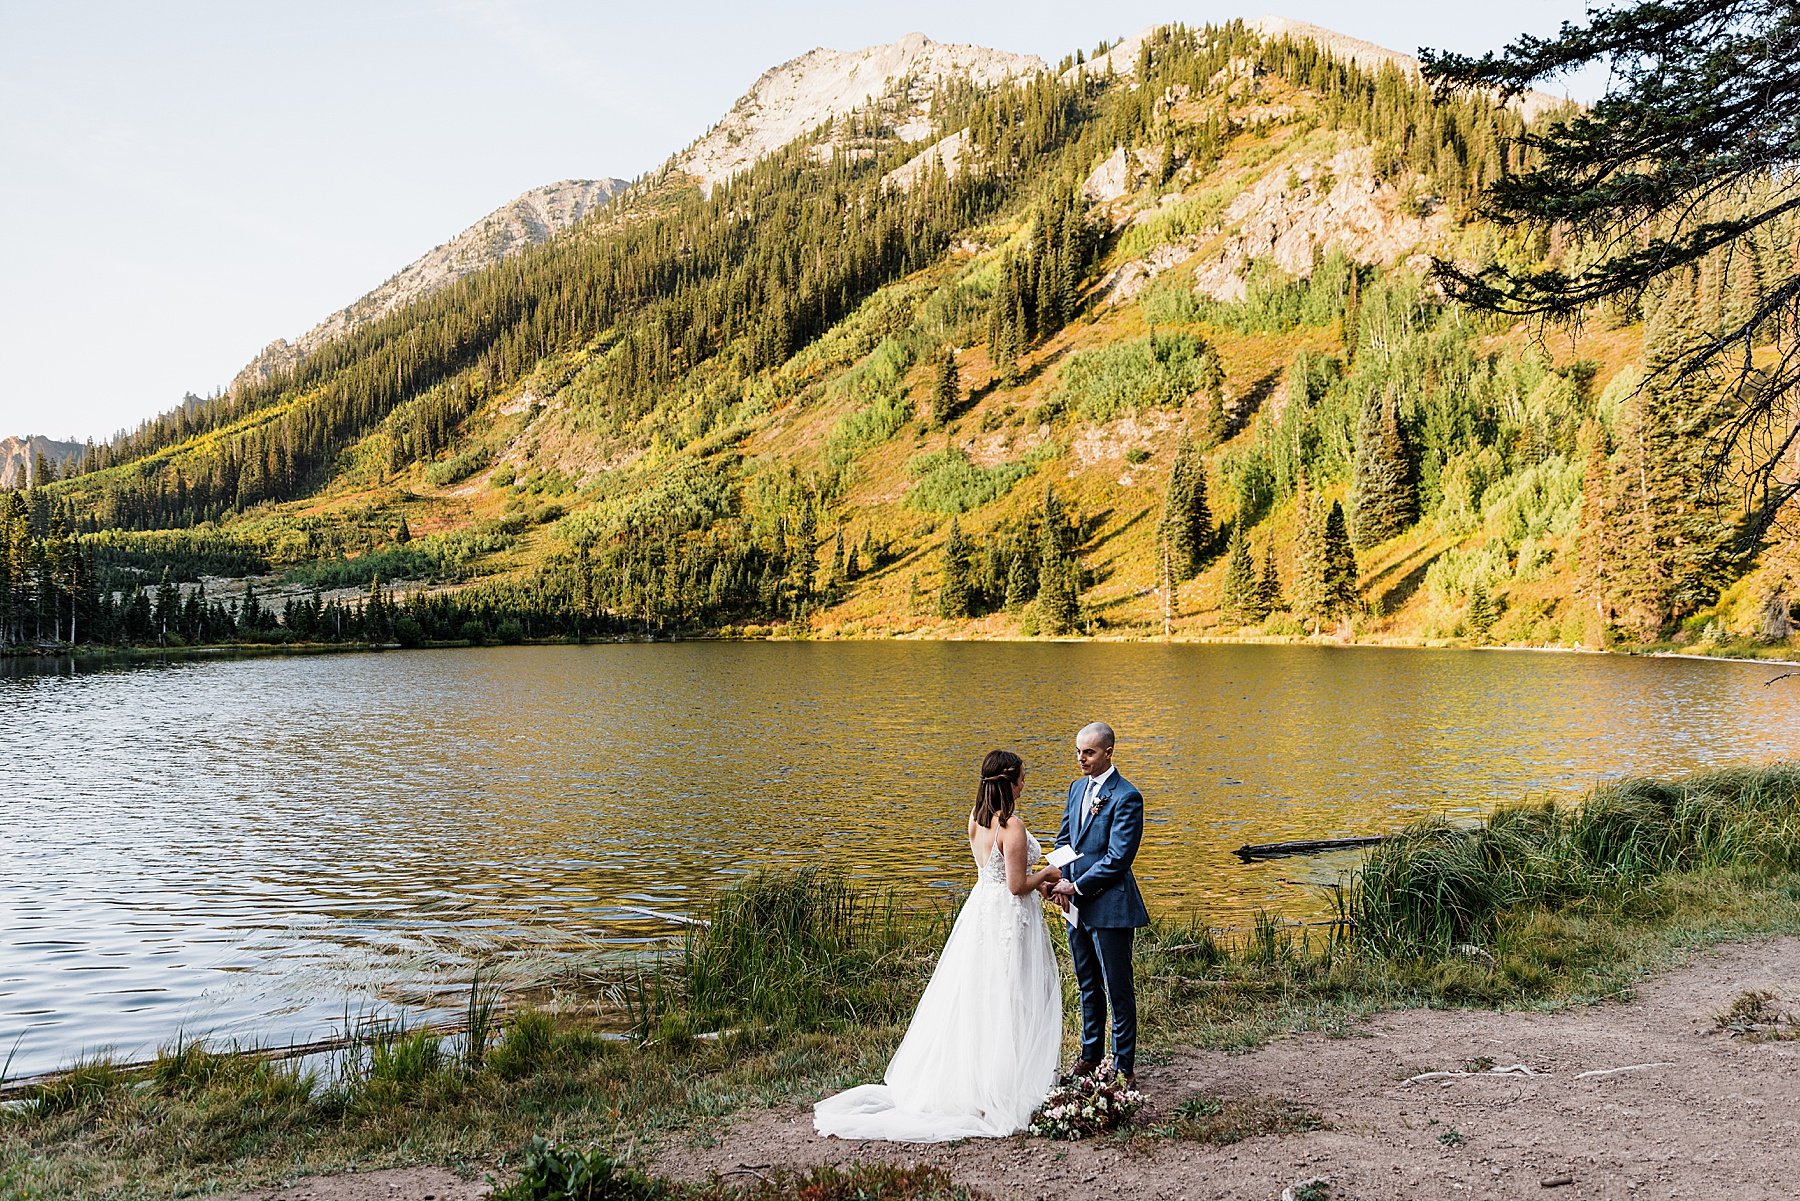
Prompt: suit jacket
<box><xmin>1056</xmin><ymin>769</ymin><xmax>1150</xmax><ymax>929</ymax></box>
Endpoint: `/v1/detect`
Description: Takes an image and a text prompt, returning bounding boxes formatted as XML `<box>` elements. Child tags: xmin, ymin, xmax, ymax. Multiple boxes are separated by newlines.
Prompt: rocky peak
<box><xmin>669</xmin><ymin>34</ymin><xmax>1044</xmax><ymax>193</ymax></box>
<box><xmin>1072</xmin><ymin>16</ymin><xmax>1564</xmax><ymax>120</ymax></box>
<box><xmin>230</xmin><ymin>177</ymin><xmax>628</xmax><ymax>395</ymax></box>
<box><xmin>0</xmin><ymin>435</ymin><xmax>84</xmax><ymax>489</ymax></box>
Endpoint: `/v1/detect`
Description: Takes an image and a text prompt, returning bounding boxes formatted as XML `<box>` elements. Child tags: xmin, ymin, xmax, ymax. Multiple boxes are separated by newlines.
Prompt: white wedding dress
<box><xmin>813</xmin><ymin>827</ymin><xmax>1062</xmax><ymax>1141</ymax></box>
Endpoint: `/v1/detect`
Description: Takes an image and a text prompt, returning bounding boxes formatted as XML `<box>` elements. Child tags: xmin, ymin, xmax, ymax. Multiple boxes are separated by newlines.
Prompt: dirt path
<box><xmin>657</xmin><ymin>937</ymin><xmax>1800</xmax><ymax>1200</ymax></box>
<box><xmin>225</xmin><ymin>938</ymin><xmax>1800</xmax><ymax>1201</ymax></box>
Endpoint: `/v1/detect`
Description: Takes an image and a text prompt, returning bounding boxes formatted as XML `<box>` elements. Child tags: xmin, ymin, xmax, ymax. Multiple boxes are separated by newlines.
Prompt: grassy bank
<box><xmin>6</xmin><ymin>766</ymin><xmax>1800</xmax><ymax>1200</ymax></box>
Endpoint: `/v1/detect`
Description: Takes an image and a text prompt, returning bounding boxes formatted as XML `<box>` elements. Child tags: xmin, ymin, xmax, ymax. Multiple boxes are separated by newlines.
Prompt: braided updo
<box><xmin>973</xmin><ymin>749</ymin><xmax>1023</xmax><ymax>829</ymax></box>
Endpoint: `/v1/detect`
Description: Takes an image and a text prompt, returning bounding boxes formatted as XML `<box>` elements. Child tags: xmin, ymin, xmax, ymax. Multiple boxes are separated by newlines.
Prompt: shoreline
<box><xmin>5</xmin><ymin>629</ymin><xmax>1797</xmax><ymax>670</ymax></box>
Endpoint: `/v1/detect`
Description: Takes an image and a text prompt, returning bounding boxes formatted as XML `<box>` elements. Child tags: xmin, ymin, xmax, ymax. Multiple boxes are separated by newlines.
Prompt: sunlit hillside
<box><xmin>11</xmin><ymin>21</ymin><xmax>1797</xmax><ymax>654</ymax></box>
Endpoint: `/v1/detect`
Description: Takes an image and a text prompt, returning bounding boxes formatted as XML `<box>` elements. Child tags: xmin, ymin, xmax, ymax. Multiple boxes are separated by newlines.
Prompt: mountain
<box><xmin>668</xmin><ymin>32</ymin><xmax>1044</xmax><ymax>192</ymax></box>
<box><xmin>0</xmin><ymin>436</ymin><xmax>82</xmax><ymax>489</ymax></box>
<box><xmin>228</xmin><ymin>177</ymin><xmax>629</xmax><ymax>394</ymax></box>
<box><xmin>22</xmin><ymin>19</ymin><xmax>1798</xmax><ymax>656</ymax></box>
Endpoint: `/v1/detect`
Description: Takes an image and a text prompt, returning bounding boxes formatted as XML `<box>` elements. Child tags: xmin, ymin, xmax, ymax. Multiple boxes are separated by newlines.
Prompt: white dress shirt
<box><xmin>1078</xmin><ymin>766</ymin><xmax>1116</xmax><ymax>835</ymax></box>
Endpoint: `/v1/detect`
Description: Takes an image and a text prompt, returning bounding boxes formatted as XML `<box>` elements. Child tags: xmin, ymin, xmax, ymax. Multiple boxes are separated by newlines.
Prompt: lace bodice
<box><xmin>974</xmin><ymin>827</ymin><xmax>1041</xmax><ymax>887</ymax></box>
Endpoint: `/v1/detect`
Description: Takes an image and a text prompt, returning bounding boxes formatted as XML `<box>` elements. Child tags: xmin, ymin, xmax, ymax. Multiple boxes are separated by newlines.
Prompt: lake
<box><xmin>4</xmin><ymin>641</ymin><xmax>1797</xmax><ymax>1078</ymax></box>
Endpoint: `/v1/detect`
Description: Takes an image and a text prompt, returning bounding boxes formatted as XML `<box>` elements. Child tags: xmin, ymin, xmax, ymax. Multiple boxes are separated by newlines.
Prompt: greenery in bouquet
<box><xmin>1028</xmin><ymin>1071</ymin><xmax>1146</xmax><ymax>1139</ymax></box>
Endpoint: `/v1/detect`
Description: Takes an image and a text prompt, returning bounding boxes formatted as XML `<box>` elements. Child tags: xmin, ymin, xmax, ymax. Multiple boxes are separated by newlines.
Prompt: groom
<box><xmin>1050</xmin><ymin>721</ymin><xmax>1149</xmax><ymax>1083</ymax></box>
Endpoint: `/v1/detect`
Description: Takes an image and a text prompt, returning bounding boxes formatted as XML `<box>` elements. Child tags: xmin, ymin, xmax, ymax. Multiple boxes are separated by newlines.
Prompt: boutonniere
<box><xmin>1088</xmin><ymin>790</ymin><xmax>1106</xmax><ymax>819</ymax></box>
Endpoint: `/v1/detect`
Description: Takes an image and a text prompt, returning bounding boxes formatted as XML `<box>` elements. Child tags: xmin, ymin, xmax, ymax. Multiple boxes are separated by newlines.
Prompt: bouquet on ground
<box><xmin>1028</xmin><ymin>1070</ymin><xmax>1146</xmax><ymax>1139</ymax></box>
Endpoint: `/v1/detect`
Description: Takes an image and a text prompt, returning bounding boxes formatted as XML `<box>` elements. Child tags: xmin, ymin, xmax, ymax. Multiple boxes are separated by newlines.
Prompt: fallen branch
<box><xmin>1573</xmin><ymin>1062</ymin><xmax>1674</xmax><ymax>1080</ymax></box>
<box><xmin>1401</xmin><ymin>1064</ymin><xmax>1541</xmax><ymax>1086</ymax></box>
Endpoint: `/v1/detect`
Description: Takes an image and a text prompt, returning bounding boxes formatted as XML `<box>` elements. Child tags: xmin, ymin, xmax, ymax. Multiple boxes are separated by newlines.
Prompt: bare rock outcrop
<box><xmin>1098</xmin><ymin>141</ymin><xmax>1445</xmax><ymax>307</ymax></box>
<box><xmin>882</xmin><ymin>128</ymin><xmax>971</xmax><ymax>192</ymax></box>
<box><xmin>671</xmin><ymin>33</ymin><xmax>1041</xmax><ymax>194</ymax></box>
<box><xmin>229</xmin><ymin>177</ymin><xmax>627</xmax><ymax>394</ymax></box>
<box><xmin>1199</xmin><ymin>143</ymin><xmax>1440</xmax><ymax>299</ymax></box>
<box><xmin>0</xmin><ymin>435</ymin><xmax>83</xmax><ymax>488</ymax></box>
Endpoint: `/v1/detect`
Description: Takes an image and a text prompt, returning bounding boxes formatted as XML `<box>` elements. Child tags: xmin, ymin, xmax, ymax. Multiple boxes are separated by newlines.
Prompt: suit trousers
<box><xmin>1067</xmin><ymin>922</ymin><xmax>1135</xmax><ymax>1075</ymax></box>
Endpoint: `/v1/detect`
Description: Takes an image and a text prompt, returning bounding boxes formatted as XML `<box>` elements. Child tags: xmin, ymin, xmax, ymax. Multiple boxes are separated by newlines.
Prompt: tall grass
<box><xmin>679</xmin><ymin>868</ymin><xmax>935</xmax><ymax>1032</ymax></box>
<box><xmin>1353</xmin><ymin>765</ymin><xmax>1800</xmax><ymax>953</ymax></box>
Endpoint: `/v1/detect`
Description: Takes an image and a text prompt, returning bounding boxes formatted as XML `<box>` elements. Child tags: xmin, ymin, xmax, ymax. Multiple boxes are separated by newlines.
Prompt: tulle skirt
<box><xmin>813</xmin><ymin>879</ymin><xmax>1062</xmax><ymax>1141</ymax></box>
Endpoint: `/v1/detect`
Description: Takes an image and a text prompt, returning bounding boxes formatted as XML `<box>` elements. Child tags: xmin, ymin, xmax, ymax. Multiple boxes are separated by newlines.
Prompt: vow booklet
<box><xmin>1046</xmin><ymin>845</ymin><xmax>1079</xmax><ymax>926</ymax></box>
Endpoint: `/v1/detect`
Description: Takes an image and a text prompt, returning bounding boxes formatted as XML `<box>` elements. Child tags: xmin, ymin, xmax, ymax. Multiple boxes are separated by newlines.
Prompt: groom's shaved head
<box><xmin>1078</xmin><ymin>722</ymin><xmax>1115</xmax><ymax>750</ymax></box>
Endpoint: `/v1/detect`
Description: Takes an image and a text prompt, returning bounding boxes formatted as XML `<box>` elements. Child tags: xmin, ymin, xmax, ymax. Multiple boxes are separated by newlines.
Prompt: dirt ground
<box><xmin>228</xmin><ymin>937</ymin><xmax>1800</xmax><ymax>1201</ymax></box>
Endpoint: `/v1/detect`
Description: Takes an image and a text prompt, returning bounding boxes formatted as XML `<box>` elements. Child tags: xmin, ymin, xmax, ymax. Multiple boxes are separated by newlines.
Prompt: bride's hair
<box><xmin>974</xmin><ymin>749</ymin><xmax>1023</xmax><ymax>829</ymax></box>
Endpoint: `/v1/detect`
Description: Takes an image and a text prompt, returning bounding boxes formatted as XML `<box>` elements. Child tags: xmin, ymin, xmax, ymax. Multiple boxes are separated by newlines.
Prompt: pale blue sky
<box><xmin>0</xmin><ymin>1</ymin><xmax>1603</xmax><ymax>443</ymax></box>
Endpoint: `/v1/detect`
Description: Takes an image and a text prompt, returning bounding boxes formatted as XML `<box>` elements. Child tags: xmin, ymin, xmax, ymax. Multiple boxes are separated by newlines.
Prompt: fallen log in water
<box><xmin>0</xmin><ymin>1012</ymin><xmax>503</xmax><ymax>1103</ymax></box>
<box><xmin>1233</xmin><ymin>834</ymin><xmax>1390</xmax><ymax>861</ymax></box>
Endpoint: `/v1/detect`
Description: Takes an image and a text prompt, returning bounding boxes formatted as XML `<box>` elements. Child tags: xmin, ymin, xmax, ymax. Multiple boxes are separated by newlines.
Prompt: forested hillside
<box><xmin>4</xmin><ymin>21</ymin><xmax>1795</xmax><ymax>654</ymax></box>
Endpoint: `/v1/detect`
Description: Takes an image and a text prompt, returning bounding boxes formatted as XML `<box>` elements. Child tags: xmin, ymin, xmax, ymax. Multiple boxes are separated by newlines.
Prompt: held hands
<box><xmin>1035</xmin><ymin>864</ymin><xmax>1062</xmax><ymax>899</ymax></box>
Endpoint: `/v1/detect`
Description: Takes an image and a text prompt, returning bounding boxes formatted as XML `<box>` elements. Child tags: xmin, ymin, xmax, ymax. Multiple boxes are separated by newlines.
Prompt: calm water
<box><xmin>4</xmin><ymin>642</ymin><xmax>1798</xmax><ymax>1078</ymax></box>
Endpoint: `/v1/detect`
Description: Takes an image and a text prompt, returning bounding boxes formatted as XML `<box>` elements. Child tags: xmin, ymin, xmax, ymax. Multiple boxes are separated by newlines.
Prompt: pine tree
<box><xmin>1160</xmin><ymin>438</ymin><xmax>1212</xmax><ymax>579</ymax></box>
<box><xmin>1573</xmin><ymin>417</ymin><xmax>1615</xmax><ymax>641</ymax></box>
<box><xmin>1004</xmin><ymin>516</ymin><xmax>1039</xmax><ymax>606</ymax></box>
<box><xmin>932</xmin><ymin>347</ymin><xmax>961</xmax><ymax>429</ymax></box>
<box><xmin>1319</xmin><ymin>500</ymin><xmax>1360</xmax><ymax>623</ymax></box>
<box><xmin>826</xmin><ymin>528</ymin><xmax>845</xmax><ymax>596</ymax></box>
<box><xmin>989</xmin><ymin>254</ymin><xmax>1022</xmax><ymax>384</ymax></box>
<box><xmin>1221</xmin><ymin>519</ymin><xmax>1256</xmax><ymax>625</ymax></box>
<box><xmin>1255</xmin><ymin>538</ymin><xmax>1282</xmax><ymax>620</ymax></box>
<box><xmin>1349</xmin><ymin>388</ymin><xmax>1416</xmax><ymax>547</ymax></box>
<box><xmin>1467</xmin><ymin>576</ymin><xmax>1498</xmax><ymax>641</ymax></box>
<box><xmin>152</xmin><ymin>567</ymin><xmax>177</xmax><ymax>643</ymax></box>
<box><xmin>938</xmin><ymin>518</ymin><xmax>975</xmax><ymax>618</ymax></box>
<box><xmin>1291</xmin><ymin>497</ymin><xmax>1327</xmax><ymax>627</ymax></box>
<box><xmin>1036</xmin><ymin>485</ymin><xmax>1081</xmax><ymax>633</ymax></box>
<box><xmin>1607</xmin><ymin>280</ymin><xmax>1746</xmax><ymax>636</ymax></box>
<box><xmin>791</xmin><ymin>506</ymin><xmax>819</xmax><ymax>606</ymax></box>
<box><xmin>396</xmin><ymin>515</ymin><xmax>412</xmax><ymax>543</ymax></box>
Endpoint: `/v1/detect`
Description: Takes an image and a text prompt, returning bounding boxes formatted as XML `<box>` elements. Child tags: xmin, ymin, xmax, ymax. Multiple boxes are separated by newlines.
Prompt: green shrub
<box><xmin>903</xmin><ymin>448</ymin><xmax>1036</xmax><ymax>514</ymax></box>
<box><xmin>491</xmin><ymin>1138</ymin><xmax>667</xmax><ymax>1201</ymax></box>
<box><xmin>424</xmin><ymin>445</ymin><xmax>494</xmax><ymax>487</ymax></box>
<box><xmin>1176</xmin><ymin>251</ymin><xmax>1358</xmax><ymax>334</ymax></box>
<box><xmin>828</xmin><ymin>391</ymin><xmax>911</xmax><ymax>465</ymax></box>
<box><xmin>1045</xmin><ymin>332</ymin><xmax>1222</xmax><ymax>424</ymax></box>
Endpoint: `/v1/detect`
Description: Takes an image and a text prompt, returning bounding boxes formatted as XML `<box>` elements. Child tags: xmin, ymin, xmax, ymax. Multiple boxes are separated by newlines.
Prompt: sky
<box><xmin>0</xmin><ymin>1</ymin><xmax>1607</xmax><ymax>444</ymax></box>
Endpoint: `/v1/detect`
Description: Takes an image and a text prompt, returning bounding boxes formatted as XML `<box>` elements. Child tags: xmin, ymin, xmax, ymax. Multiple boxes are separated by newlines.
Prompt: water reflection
<box><xmin>3</xmin><ymin>642</ymin><xmax>1797</xmax><ymax>1076</ymax></box>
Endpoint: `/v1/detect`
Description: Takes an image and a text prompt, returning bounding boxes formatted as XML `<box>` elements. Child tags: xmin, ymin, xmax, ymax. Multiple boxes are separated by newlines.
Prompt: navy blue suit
<box><xmin>1056</xmin><ymin>769</ymin><xmax>1149</xmax><ymax>1076</ymax></box>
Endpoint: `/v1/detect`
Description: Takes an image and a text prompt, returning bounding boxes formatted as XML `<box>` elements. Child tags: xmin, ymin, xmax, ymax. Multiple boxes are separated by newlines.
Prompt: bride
<box><xmin>814</xmin><ymin>749</ymin><xmax>1064</xmax><ymax>1141</ymax></box>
